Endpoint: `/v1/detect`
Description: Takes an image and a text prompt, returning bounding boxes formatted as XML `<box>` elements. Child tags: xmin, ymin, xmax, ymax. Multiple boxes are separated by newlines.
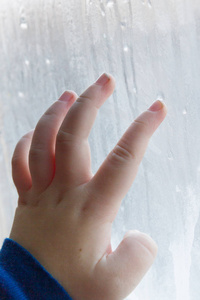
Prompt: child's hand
<box><xmin>9</xmin><ymin>73</ymin><xmax>167</xmax><ymax>300</ymax></box>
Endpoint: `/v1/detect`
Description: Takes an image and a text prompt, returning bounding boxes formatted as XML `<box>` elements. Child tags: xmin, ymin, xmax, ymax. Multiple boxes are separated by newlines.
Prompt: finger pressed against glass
<box><xmin>86</xmin><ymin>105</ymin><xmax>167</xmax><ymax>220</ymax></box>
<box><xmin>29</xmin><ymin>95</ymin><xmax>77</xmax><ymax>192</ymax></box>
<box><xmin>53</xmin><ymin>74</ymin><xmax>116</xmax><ymax>188</ymax></box>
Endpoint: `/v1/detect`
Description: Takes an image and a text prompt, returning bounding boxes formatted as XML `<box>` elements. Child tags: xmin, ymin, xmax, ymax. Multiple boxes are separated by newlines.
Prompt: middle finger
<box><xmin>53</xmin><ymin>73</ymin><xmax>115</xmax><ymax>189</ymax></box>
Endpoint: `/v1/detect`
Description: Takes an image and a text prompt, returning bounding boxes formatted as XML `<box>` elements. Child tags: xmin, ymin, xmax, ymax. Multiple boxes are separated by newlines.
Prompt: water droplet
<box><xmin>103</xmin><ymin>33</ymin><xmax>107</xmax><ymax>39</ymax></box>
<box><xmin>133</xmin><ymin>87</ymin><xmax>137</xmax><ymax>94</ymax></box>
<box><xmin>120</xmin><ymin>21</ymin><xmax>127</xmax><ymax>30</ymax></box>
<box><xmin>167</xmin><ymin>150</ymin><xmax>174</xmax><ymax>161</ymax></box>
<box><xmin>168</xmin><ymin>156</ymin><xmax>174</xmax><ymax>161</ymax></box>
<box><xmin>20</xmin><ymin>22</ymin><xmax>28</xmax><ymax>30</ymax></box>
<box><xmin>148</xmin><ymin>0</ymin><xmax>152</xmax><ymax>8</ymax></box>
<box><xmin>101</xmin><ymin>10</ymin><xmax>105</xmax><ymax>17</ymax></box>
<box><xmin>25</xmin><ymin>60</ymin><xmax>30</xmax><ymax>66</ymax></box>
<box><xmin>18</xmin><ymin>92</ymin><xmax>24</xmax><ymax>98</ymax></box>
<box><xmin>106</xmin><ymin>0</ymin><xmax>114</xmax><ymax>8</ymax></box>
<box><xmin>45</xmin><ymin>59</ymin><xmax>51</xmax><ymax>65</ymax></box>
<box><xmin>19</xmin><ymin>7</ymin><xmax>25</xmax><ymax>15</ymax></box>
<box><xmin>123</xmin><ymin>45</ymin><xmax>129</xmax><ymax>52</ymax></box>
<box><xmin>182</xmin><ymin>108</ymin><xmax>187</xmax><ymax>115</ymax></box>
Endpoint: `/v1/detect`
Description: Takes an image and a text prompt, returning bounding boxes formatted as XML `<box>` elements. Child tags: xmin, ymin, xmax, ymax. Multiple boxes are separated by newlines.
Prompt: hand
<box><xmin>9</xmin><ymin>73</ymin><xmax>167</xmax><ymax>300</ymax></box>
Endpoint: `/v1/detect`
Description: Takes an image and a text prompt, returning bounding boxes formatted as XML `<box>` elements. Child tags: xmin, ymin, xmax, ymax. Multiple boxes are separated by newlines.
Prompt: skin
<box><xmin>9</xmin><ymin>73</ymin><xmax>167</xmax><ymax>300</ymax></box>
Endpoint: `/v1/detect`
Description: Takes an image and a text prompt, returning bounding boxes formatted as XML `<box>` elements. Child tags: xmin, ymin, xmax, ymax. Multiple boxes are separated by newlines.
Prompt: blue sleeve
<box><xmin>0</xmin><ymin>238</ymin><xmax>73</xmax><ymax>299</ymax></box>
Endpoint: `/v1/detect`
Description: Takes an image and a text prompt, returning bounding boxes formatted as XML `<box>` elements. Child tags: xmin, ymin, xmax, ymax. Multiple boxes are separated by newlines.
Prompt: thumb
<box><xmin>104</xmin><ymin>230</ymin><xmax>158</xmax><ymax>299</ymax></box>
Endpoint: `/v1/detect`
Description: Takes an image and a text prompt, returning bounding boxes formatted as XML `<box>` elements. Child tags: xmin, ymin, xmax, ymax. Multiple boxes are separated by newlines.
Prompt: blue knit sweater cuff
<box><xmin>0</xmin><ymin>238</ymin><xmax>73</xmax><ymax>299</ymax></box>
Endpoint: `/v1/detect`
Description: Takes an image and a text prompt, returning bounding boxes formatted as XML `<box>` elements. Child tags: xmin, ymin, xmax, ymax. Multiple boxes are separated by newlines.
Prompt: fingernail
<box><xmin>148</xmin><ymin>100</ymin><xmax>164</xmax><ymax>112</ymax></box>
<box><xmin>58</xmin><ymin>91</ymin><xmax>74</xmax><ymax>101</ymax></box>
<box><xmin>95</xmin><ymin>73</ymin><xmax>110</xmax><ymax>86</ymax></box>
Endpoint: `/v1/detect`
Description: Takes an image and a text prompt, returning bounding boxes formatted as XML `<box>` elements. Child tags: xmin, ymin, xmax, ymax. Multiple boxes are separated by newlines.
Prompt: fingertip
<box><xmin>148</xmin><ymin>100</ymin><xmax>168</xmax><ymax>117</ymax></box>
<box><xmin>58</xmin><ymin>90</ymin><xmax>78</xmax><ymax>102</ymax></box>
<box><xmin>107</xmin><ymin>73</ymin><xmax>116</xmax><ymax>88</ymax></box>
<box><xmin>124</xmin><ymin>230</ymin><xmax>158</xmax><ymax>258</ymax></box>
<box><xmin>107</xmin><ymin>72</ymin><xmax>115</xmax><ymax>83</ymax></box>
<box><xmin>160</xmin><ymin>102</ymin><xmax>168</xmax><ymax>123</ymax></box>
<box><xmin>97</xmin><ymin>72</ymin><xmax>116</xmax><ymax>92</ymax></box>
<box><xmin>134</xmin><ymin>232</ymin><xmax>158</xmax><ymax>258</ymax></box>
<box><xmin>21</xmin><ymin>129</ymin><xmax>35</xmax><ymax>140</ymax></box>
<box><xmin>148</xmin><ymin>100</ymin><xmax>163</xmax><ymax>112</ymax></box>
<box><xmin>103</xmin><ymin>73</ymin><xmax>116</xmax><ymax>97</ymax></box>
<box><xmin>163</xmin><ymin>102</ymin><xmax>168</xmax><ymax>115</ymax></box>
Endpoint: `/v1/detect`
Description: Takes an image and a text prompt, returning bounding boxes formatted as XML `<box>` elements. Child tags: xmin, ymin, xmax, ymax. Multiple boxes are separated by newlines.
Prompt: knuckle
<box><xmin>76</xmin><ymin>95</ymin><xmax>93</xmax><ymax>105</ymax></box>
<box><xmin>44</xmin><ymin>108</ymin><xmax>58</xmax><ymax>119</ymax></box>
<box><xmin>76</xmin><ymin>94</ymin><xmax>99</xmax><ymax>110</ymax></box>
<box><xmin>109</xmin><ymin>141</ymin><xmax>136</xmax><ymax>165</ymax></box>
<box><xmin>56</xmin><ymin>130</ymin><xmax>78</xmax><ymax>146</ymax></box>
<box><xmin>29</xmin><ymin>147</ymin><xmax>44</xmax><ymax>160</ymax></box>
<box><xmin>132</xmin><ymin>119</ymin><xmax>149</xmax><ymax>134</ymax></box>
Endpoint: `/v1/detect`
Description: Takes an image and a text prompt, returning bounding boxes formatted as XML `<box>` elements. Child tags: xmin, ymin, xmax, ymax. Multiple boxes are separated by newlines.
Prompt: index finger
<box><xmin>86</xmin><ymin>101</ymin><xmax>167</xmax><ymax>220</ymax></box>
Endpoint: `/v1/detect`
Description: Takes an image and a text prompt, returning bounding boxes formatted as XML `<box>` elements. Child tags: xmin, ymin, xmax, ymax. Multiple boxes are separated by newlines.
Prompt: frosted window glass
<box><xmin>0</xmin><ymin>1</ymin><xmax>200</xmax><ymax>299</ymax></box>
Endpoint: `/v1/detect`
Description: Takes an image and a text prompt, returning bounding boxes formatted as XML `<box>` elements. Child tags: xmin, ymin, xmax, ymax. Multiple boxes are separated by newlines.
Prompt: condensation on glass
<box><xmin>0</xmin><ymin>1</ymin><xmax>200</xmax><ymax>299</ymax></box>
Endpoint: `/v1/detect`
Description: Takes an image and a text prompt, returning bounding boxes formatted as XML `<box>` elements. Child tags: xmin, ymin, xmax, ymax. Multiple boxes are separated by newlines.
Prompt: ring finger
<box><xmin>29</xmin><ymin>91</ymin><xmax>77</xmax><ymax>193</ymax></box>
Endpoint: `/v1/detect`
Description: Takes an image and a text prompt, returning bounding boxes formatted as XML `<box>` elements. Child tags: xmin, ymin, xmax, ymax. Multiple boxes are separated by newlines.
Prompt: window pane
<box><xmin>0</xmin><ymin>1</ymin><xmax>200</xmax><ymax>299</ymax></box>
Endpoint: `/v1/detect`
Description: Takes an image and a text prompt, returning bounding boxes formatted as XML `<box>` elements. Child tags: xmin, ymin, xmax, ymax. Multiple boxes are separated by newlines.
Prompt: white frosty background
<box><xmin>0</xmin><ymin>0</ymin><xmax>200</xmax><ymax>299</ymax></box>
